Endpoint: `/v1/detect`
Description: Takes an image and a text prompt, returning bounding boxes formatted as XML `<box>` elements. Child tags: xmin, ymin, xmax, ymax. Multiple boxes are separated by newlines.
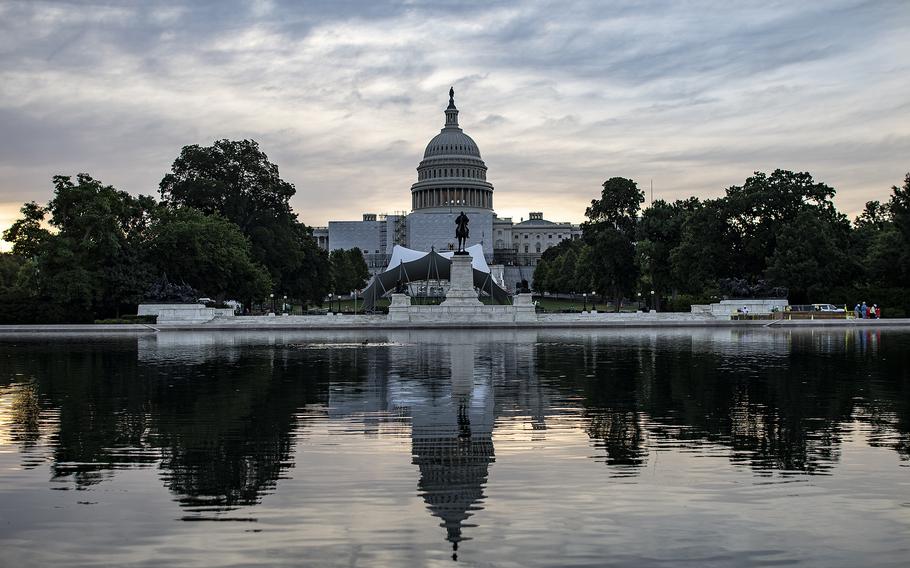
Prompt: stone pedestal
<box><xmin>388</xmin><ymin>293</ymin><xmax>412</xmax><ymax>321</ymax></box>
<box><xmin>513</xmin><ymin>293</ymin><xmax>536</xmax><ymax>322</ymax></box>
<box><xmin>440</xmin><ymin>254</ymin><xmax>482</xmax><ymax>307</ymax></box>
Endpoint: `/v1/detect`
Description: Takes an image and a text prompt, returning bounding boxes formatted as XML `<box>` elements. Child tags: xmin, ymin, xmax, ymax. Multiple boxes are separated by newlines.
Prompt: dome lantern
<box><xmin>445</xmin><ymin>86</ymin><xmax>459</xmax><ymax>129</ymax></box>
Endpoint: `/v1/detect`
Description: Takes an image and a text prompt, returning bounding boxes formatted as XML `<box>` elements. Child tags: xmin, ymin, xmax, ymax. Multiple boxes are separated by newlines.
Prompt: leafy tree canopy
<box><xmin>143</xmin><ymin>207</ymin><xmax>272</xmax><ymax>301</ymax></box>
<box><xmin>159</xmin><ymin>139</ymin><xmax>329</xmax><ymax>304</ymax></box>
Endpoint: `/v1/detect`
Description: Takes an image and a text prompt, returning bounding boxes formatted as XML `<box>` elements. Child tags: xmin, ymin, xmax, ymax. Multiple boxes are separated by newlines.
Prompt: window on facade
<box><xmin>536</xmin><ymin>235</ymin><xmax>540</xmax><ymax>239</ymax></box>
<box><xmin>497</xmin><ymin>230</ymin><xmax>502</xmax><ymax>236</ymax></box>
<box><xmin>535</xmin><ymin>243</ymin><xmax>541</xmax><ymax>253</ymax></box>
<box><xmin>548</xmin><ymin>234</ymin><xmax>552</xmax><ymax>239</ymax></box>
<box><xmin>524</xmin><ymin>245</ymin><xmax>529</xmax><ymax>253</ymax></box>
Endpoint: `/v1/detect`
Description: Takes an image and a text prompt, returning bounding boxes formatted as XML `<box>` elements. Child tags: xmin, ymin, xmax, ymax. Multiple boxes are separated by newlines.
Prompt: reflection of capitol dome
<box><xmin>412</xmin><ymin>402</ymin><xmax>495</xmax><ymax>560</ymax></box>
<box><xmin>410</xmin><ymin>88</ymin><xmax>494</xmax><ymax>212</ymax></box>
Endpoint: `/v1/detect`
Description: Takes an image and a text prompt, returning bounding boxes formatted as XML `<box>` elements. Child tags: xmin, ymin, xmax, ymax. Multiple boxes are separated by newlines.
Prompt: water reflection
<box><xmin>0</xmin><ymin>328</ymin><xmax>909</xmax><ymax>559</ymax></box>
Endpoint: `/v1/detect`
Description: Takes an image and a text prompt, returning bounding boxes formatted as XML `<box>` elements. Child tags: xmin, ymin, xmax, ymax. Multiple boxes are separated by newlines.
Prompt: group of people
<box><xmin>854</xmin><ymin>302</ymin><xmax>881</xmax><ymax>319</ymax></box>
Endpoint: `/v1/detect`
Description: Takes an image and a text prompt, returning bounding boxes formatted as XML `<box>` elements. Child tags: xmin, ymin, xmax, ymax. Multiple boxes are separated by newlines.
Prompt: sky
<box><xmin>1</xmin><ymin>0</ymin><xmax>909</xmax><ymax>244</ymax></box>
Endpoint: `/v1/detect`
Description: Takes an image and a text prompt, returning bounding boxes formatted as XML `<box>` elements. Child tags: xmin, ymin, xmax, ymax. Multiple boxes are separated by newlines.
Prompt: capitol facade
<box><xmin>313</xmin><ymin>89</ymin><xmax>581</xmax><ymax>291</ymax></box>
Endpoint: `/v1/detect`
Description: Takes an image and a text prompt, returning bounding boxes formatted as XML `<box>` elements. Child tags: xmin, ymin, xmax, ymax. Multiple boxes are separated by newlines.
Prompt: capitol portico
<box><xmin>315</xmin><ymin>88</ymin><xmax>581</xmax><ymax>291</ymax></box>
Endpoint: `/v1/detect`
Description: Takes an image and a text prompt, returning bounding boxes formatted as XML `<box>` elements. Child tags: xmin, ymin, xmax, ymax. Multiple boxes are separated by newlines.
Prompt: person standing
<box><xmin>861</xmin><ymin>301</ymin><xmax>868</xmax><ymax>319</ymax></box>
<box><xmin>854</xmin><ymin>303</ymin><xmax>861</xmax><ymax>319</ymax></box>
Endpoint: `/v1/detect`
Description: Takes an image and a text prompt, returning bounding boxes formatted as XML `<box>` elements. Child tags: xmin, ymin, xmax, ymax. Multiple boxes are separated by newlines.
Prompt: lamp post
<box><xmin>650</xmin><ymin>289</ymin><xmax>655</xmax><ymax>312</ymax></box>
<box><xmin>283</xmin><ymin>295</ymin><xmax>287</xmax><ymax>315</ymax></box>
<box><xmin>269</xmin><ymin>293</ymin><xmax>274</xmax><ymax>315</ymax></box>
<box><xmin>591</xmin><ymin>290</ymin><xmax>596</xmax><ymax>312</ymax></box>
<box><xmin>328</xmin><ymin>293</ymin><xmax>333</xmax><ymax>314</ymax></box>
<box><xmin>637</xmin><ymin>291</ymin><xmax>642</xmax><ymax>311</ymax></box>
<box><xmin>583</xmin><ymin>292</ymin><xmax>587</xmax><ymax>312</ymax></box>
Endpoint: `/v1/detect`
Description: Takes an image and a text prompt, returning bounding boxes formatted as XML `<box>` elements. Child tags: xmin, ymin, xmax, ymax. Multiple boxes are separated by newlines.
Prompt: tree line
<box><xmin>534</xmin><ymin>170</ymin><xmax>910</xmax><ymax>316</ymax></box>
<box><xmin>0</xmin><ymin>139</ymin><xmax>367</xmax><ymax>323</ymax></box>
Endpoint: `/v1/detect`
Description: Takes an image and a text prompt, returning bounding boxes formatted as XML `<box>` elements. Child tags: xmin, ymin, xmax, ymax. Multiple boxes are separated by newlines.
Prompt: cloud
<box><xmin>0</xmin><ymin>0</ymin><xmax>908</xmax><ymax>237</ymax></box>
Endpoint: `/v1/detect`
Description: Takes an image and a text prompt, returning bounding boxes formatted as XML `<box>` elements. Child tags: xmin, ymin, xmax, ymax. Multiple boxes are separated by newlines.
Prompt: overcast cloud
<box><xmin>1</xmin><ymin>0</ymin><xmax>908</xmax><ymax>239</ymax></box>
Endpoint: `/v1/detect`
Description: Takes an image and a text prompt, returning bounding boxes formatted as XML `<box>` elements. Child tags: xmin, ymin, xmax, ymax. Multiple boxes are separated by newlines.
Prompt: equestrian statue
<box><xmin>454</xmin><ymin>211</ymin><xmax>469</xmax><ymax>255</ymax></box>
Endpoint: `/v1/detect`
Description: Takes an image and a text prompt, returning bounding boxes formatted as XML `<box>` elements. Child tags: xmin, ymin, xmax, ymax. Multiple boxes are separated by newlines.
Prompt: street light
<box><xmin>591</xmin><ymin>290</ymin><xmax>596</xmax><ymax>312</ymax></box>
<box><xmin>583</xmin><ymin>292</ymin><xmax>587</xmax><ymax>312</ymax></box>
<box><xmin>283</xmin><ymin>295</ymin><xmax>287</xmax><ymax>315</ymax></box>
<box><xmin>637</xmin><ymin>291</ymin><xmax>642</xmax><ymax>311</ymax></box>
<box><xmin>269</xmin><ymin>293</ymin><xmax>274</xmax><ymax>315</ymax></box>
<box><xmin>650</xmin><ymin>289</ymin><xmax>655</xmax><ymax>312</ymax></box>
<box><xmin>328</xmin><ymin>293</ymin><xmax>333</xmax><ymax>314</ymax></box>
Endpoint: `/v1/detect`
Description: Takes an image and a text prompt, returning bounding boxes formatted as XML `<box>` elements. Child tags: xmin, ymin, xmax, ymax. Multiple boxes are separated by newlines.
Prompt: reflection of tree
<box><xmin>151</xmin><ymin>356</ymin><xmax>322</xmax><ymax>511</ymax></box>
<box><xmin>535</xmin><ymin>330</ymin><xmax>910</xmax><ymax>475</ymax></box>
<box><xmin>5</xmin><ymin>381</ymin><xmax>42</xmax><ymax>447</ymax></box>
<box><xmin>537</xmin><ymin>337</ymin><xmax>648</xmax><ymax>474</ymax></box>
<box><xmin>586</xmin><ymin>411</ymin><xmax>646</xmax><ymax>471</ymax></box>
<box><xmin>0</xmin><ymin>338</ymin><xmax>368</xmax><ymax>512</ymax></box>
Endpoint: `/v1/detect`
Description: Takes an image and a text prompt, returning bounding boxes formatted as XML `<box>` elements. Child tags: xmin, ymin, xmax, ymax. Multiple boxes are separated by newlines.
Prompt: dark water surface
<box><xmin>1</xmin><ymin>328</ymin><xmax>908</xmax><ymax>567</ymax></box>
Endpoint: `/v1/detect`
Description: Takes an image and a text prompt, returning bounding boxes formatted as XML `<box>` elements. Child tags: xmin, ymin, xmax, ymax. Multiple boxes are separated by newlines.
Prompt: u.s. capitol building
<box><xmin>313</xmin><ymin>89</ymin><xmax>581</xmax><ymax>291</ymax></box>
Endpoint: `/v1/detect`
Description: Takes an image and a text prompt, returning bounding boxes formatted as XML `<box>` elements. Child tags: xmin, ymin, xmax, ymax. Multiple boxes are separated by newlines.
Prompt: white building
<box><xmin>321</xmin><ymin>89</ymin><xmax>581</xmax><ymax>289</ymax></box>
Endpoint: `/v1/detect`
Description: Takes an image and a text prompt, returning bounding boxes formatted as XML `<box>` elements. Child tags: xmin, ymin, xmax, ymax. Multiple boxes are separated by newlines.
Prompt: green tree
<box><xmin>143</xmin><ymin>207</ymin><xmax>272</xmax><ymax>302</ymax></box>
<box><xmin>669</xmin><ymin>199</ymin><xmax>734</xmax><ymax>295</ymax></box>
<box><xmin>583</xmin><ymin>177</ymin><xmax>644</xmax><ymax>309</ymax></box>
<box><xmin>2</xmin><ymin>202</ymin><xmax>50</xmax><ymax>258</ymax></box>
<box><xmin>0</xmin><ymin>253</ymin><xmax>24</xmax><ymax>289</ymax></box>
<box><xmin>346</xmin><ymin>248</ymin><xmax>370</xmax><ymax>292</ymax></box>
<box><xmin>888</xmin><ymin>173</ymin><xmax>910</xmax><ymax>284</ymax></box>
<box><xmin>765</xmin><ymin>210</ymin><xmax>853</xmax><ymax>303</ymax></box>
<box><xmin>573</xmin><ymin>244</ymin><xmax>595</xmax><ymax>294</ymax></box>
<box><xmin>328</xmin><ymin>248</ymin><xmax>370</xmax><ymax>298</ymax></box>
<box><xmin>159</xmin><ymin>139</ymin><xmax>330</xmax><ymax>305</ymax></box>
<box><xmin>724</xmin><ymin>169</ymin><xmax>839</xmax><ymax>280</ymax></box>
<box><xmin>532</xmin><ymin>258</ymin><xmax>553</xmax><ymax>293</ymax></box>
<box><xmin>3</xmin><ymin>174</ymin><xmax>153</xmax><ymax>318</ymax></box>
<box><xmin>329</xmin><ymin>249</ymin><xmax>353</xmax><ymax>297</ymax></box>
<box><xmin>635</xmin><ymin>198</ymin><xmax>697</xmax><ymax>308</ymax></box>
<box><xmin>557</xmin><ymin>246</ymin><xmax>579</xmax><ymax>293</ymax></box>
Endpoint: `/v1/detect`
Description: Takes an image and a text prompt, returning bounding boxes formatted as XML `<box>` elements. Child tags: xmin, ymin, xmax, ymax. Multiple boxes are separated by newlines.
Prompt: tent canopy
<box><xmin>361</xmin><ymin>248</ymin><xmax>510</xmax><ymax>312</ymax></box>
<box><xmin>385</xmin><ymin>244</ymin><xmax>490</xmax><ymax>273</ymax></box>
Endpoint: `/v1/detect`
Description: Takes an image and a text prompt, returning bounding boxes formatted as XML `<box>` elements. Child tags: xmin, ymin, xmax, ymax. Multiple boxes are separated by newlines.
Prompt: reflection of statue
<box><xmin>454</xmin><ymin>211</ymin><xmax>469</xmax><ymax>254</ymax></box>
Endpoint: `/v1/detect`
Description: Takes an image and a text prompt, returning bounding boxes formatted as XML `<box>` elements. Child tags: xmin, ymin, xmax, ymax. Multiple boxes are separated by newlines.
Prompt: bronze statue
<box><xmin>454</xmin><ymin>211</ymin><xmax>469</xmax><ymax>254</ymax></box>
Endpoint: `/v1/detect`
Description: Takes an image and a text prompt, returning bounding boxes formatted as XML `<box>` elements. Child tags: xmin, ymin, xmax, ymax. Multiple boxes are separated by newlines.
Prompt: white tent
<box><xmin>385</xmin><ymin>244</ymin><xmax>490</xmax><ymax>273</ymax></box>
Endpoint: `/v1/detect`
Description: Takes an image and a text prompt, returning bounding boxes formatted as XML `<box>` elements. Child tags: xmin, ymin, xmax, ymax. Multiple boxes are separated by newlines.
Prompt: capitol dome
<box><xmin>423</xmin><ymin>130</ymin><xmax>481</xmax><ymax>158</ymax></box>
<box><xmin>411</xmin><ymin>88</ymin><xmax>494</xmax><ymax>211</ymax></box>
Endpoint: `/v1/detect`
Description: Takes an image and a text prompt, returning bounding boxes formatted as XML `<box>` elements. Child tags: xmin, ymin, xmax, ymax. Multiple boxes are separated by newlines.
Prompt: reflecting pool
<box><xmin>1</xmin><ymin>328</ymin><xmax>908</xmax><ymax>567</ymax></box>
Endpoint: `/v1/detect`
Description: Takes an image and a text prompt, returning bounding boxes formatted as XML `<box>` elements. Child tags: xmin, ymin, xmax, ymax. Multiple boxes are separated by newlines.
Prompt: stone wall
<box><xmin>691</xmin><ymin>299</ymin><xmax>788</xmax><ymax>316</ymax></box>
<box><xmin>327</xmin><ymin>220</ymin><xmax>383</xmax><ymax>254</ymax></box>
<box><xmin>138</xmin><ymin>304</ymin><xmax>235</xmax><ymax>324</ymax></box>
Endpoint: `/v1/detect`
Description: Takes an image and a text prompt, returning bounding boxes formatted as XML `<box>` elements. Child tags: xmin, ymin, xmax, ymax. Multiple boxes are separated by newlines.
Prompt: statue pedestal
<box><xmin>440</xmin><ymin>254</ymin><xmax>482</xmax><ymax>307</ymax></box>
<box><xmin>388</xmin><ymin>293</ymin><xmax>411</xmax><ymax>321</ymax></box>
